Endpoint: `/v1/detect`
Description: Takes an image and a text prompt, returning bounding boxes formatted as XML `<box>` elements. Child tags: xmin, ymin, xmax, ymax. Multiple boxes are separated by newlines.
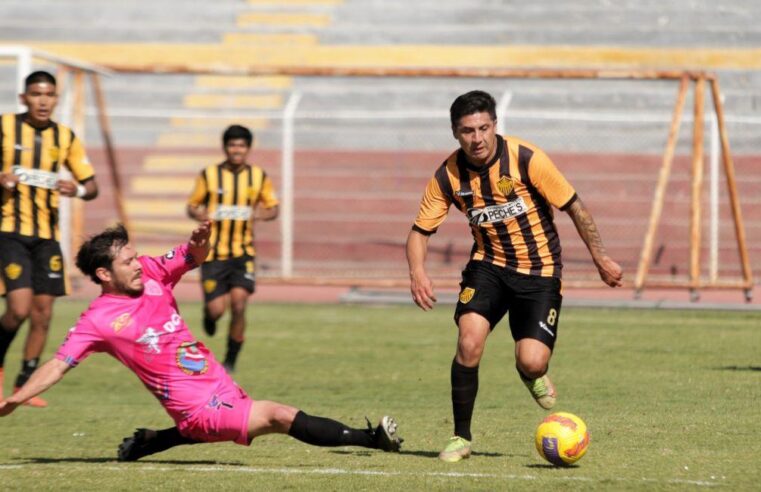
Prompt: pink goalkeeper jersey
<box><xmin>55</xmin><ymin>243</ymin><xmax>235</xmax><ymax>423</ymax></box>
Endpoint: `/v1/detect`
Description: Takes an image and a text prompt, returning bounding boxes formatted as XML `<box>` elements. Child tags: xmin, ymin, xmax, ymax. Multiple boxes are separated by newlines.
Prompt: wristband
<box><xmin>75</xmin><ymin>183</ymin><xmax>86</xmax><ymax>198</ymax></box>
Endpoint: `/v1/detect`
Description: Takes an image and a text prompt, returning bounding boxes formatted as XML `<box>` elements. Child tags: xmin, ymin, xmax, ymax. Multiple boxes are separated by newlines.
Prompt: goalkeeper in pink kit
<box><xmin>0</xmin><ymin>221</ymin><xmax>401</xmax><ymax>460</ymax></box>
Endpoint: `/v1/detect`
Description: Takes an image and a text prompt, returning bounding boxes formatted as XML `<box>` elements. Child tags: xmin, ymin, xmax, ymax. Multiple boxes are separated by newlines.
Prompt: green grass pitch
<box><xmin>1</xmin><ymin>300</ymin><xmax>760</xmax><ymax>490</ymax></box>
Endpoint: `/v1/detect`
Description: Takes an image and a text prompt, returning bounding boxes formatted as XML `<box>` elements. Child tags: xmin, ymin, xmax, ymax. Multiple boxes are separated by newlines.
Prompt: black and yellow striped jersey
<box><xmin>0</xmin><ymin>113</ymin><xmax>95</xmax><ymax>240</ymax></box>
<box><xmin>413</xmin><ymin>135</ymin><xmax>577</xmax><ymax>278</ymax></box>
<box><xmin>187</xmin><ymin>162</ymin><xmax>278</xmax><ymax>261</ymax></box>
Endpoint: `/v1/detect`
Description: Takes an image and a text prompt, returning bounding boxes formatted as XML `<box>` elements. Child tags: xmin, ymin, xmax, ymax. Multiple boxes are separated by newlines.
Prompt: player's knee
<box><xmin>457</xmin><ymin>335</ymin><xmax>485</xmax><ymax>363</ymax></box>
<box><xmin>3</xmin><ymin>306</ymin><xmax>30</xmax><ymax>328</ymax></box>
<box><xmin>516</xmin><ymin>356</ymin><xmax>548</xmax><ymax>379</ymax></box>
<box><xmin>268</xmin><ymin>402</ymin><xmax>298</xmax><ymax>431</ymax></box>
<box><xmin>30</xmin><ymin>310</ymin><xmax>53</xmax><ymax>330</ymax></box>
<box><xmin>230</xmin><ymin>302</ymin><xmax>246</xmax><ymax>318</ymax></box>
<box><xmin>205</xmin><ymin>305</ymin><xmax>224</xmax><ymax>321</ymax></box>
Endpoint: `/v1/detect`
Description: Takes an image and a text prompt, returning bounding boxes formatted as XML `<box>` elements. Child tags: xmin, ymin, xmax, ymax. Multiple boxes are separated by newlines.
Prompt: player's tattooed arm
<box><xmin>565</xmin><ymin>197</ymin><xmax>623</xmax><ymax>287</ymax></box>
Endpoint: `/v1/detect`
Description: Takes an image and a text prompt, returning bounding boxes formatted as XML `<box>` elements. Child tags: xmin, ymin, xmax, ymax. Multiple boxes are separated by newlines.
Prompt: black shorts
<box><xmin>0</xmin><ymin>232</ymin><xmax>67</xmax><ymax>296</ymax></box>
<box><xmin>200</xmin><ymin>255</ymin><xmax>255</xmax><ymax>302</ymax></box>
<box><xmin>454</xmin><ymin>260</ymin><xmax>562</xmax><ymax>350</ymax></box>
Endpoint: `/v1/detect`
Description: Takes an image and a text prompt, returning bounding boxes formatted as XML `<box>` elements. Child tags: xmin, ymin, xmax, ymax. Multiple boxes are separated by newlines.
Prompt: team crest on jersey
<box><xmin>176</xmin><ymin>341</ymin><xmax>209</xmax><ymax>375</ymax></box>
<box><xmin>164</xmin><ymin>249</ymin><xmax>176</xmax><ymax>260</ymax></box>
<box><xmin>459</xmin><ymin>287</ymin><xmax>475</xmax><ymax>304</ymax></box>
<box><xmin>203</xmin><ymin>280</ymin><xmax>217</xmax><ymax>294</ymax></box>
<box><xmin>497</xmin><ymin>176</ymin><xmax>514</xmax><ymax>196</ymax></box>
<box><xmin>144</xmin><ymin>279</ymin><xmax>163</xmax><ymax>296</ymax></box>
<box><xmin>111</xmin><ymin>313</ymin><xmax>133</xmax><ymax>332</ymax></box>
<box><xmin>4</xmin><ymin>263</ymin><xmax>22</xmax><ymax>280</ymax></box>
<box><xmin>49</xmin><ymin>255</ymin><xmax>62</xmax><ymax>272</ymax></box>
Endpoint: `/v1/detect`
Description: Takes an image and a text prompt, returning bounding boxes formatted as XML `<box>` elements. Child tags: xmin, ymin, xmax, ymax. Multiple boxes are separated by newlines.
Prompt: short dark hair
<box><xmin>76</xmin><ymin>224</ymin><xmax>130</xmax><ymax>284</ymax></box>
<box><xmin>222</xmin><ymin>124</ymin><xmax>253</xmax><ymax>147</ymax></box>
<box><xmin>450</xmin><ymin>90</ymin><xmax>497</xmax><ymax>128</ymax></box>
<box><xmin>24</xmin><ymin>71</ymin><xmax>57</xmax><ymax>90</ymax></box>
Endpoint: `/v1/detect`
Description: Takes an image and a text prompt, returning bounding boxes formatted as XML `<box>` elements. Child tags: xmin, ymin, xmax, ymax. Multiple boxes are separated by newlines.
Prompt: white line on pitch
<box><xmin>0</xmin><ymin>464</ymin><xmax>722</xmax><ymax>487</ymax></box>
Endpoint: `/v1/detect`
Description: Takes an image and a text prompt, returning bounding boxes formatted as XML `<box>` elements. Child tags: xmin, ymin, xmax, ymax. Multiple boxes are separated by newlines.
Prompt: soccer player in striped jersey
<box><xmin>186</xmin><ymin>125</ymin><xmax>278</xmax><ymax>373</ymax></box>
<box><xmin>0</xmin><ymin>71</ymin><xmax>99</xmax><ymax>407</ymax></box>
<box><xmin>406</xmin><ymin>90</ymin><xmax>622</xmax><ymax>462</ymax></box>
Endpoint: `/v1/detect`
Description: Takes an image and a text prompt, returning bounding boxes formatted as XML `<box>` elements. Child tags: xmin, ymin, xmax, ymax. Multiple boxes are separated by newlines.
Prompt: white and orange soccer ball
<box><xmin>535</xmin><ymin>412</ymin><xmax>590</xmax><ymax>466</ymax></box>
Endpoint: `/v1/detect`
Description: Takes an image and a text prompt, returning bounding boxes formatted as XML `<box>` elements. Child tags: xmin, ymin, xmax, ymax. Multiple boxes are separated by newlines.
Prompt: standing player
<box><xmin>187</xmin><ymin>125</ymin><xmax>278</xmax><ymax>373</ymax></box>
<box><xmin>406</xmin><ymin>90</ymin><xmax>622</xmax><ymax>462</ymax></box>
<box><xmin>0</xmin><ymin>222</ymin><xmax>402</xmax><ymax>459</ymax></box>
<box><xmin>0</xmin><ymin>71</ymin><xmax>99</xmax><ymax>407</ymax></box>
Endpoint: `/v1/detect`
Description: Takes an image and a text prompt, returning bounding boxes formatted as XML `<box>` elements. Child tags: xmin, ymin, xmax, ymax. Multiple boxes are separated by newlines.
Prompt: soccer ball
<box><xmin>535</xmin><ymin>412</ymin><xmax>590</xmax><ymax>466</ymax></box>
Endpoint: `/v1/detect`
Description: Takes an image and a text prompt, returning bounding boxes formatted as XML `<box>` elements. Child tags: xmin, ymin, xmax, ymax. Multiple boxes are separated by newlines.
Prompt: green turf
<box><xmin>1</xmin><ymin>300</ymin><xmax>760</xmax><ymax>490</ymax></box>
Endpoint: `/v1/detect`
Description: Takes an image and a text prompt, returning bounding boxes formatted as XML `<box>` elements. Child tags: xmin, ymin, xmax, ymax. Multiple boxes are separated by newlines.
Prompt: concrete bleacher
<box><xmin>1</xmin><ymin>0</ymin><xmax>760</xmax><ymax>286</ymax></box>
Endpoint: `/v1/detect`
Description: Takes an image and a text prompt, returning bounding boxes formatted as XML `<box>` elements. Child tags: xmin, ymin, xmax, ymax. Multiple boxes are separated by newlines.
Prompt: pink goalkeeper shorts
<box><xmin>177</xmin><ymin>383</ymin><xmax>253</xmax><ymax>446</ymax></box>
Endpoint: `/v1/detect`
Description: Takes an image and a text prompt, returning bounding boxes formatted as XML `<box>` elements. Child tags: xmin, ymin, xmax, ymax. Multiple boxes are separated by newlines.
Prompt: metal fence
<box><xmin>2</xmin><ymin>70</ymin><xmax>759</xmax><ymax>286</ymax></box>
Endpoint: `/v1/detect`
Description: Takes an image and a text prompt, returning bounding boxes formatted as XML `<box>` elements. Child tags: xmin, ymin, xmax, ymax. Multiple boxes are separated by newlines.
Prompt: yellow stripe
<box><xmin>156</xmin><ymin>133</ymin><xmax>229</xmax><ymax>148</ymax></box>
<box><xmin>169</xmin><ymin>117</ymin><xmax>270</xmax><ymax>130</ymax></box>
<box><xmin>126</xmin><ymin>199</ymin><xmax>186</xmax><ymax>216</ymax></box>
<box><xmin>183</xmin><ymin>93</ymin><xmax>283</xmax><ymax>109</ymax></box>
<box><xmin>223</xmin><ymin>33</ymin><xmax>317</xmax><ymax>46</ymax></box>
<box><xmin>237</xmin><ymin>12</ymin><xmax>331</xmax><ymax>27</ymax></box>
<box><xmin>131</xmin><ymin>176</ymin><xmax>196</xmax><ymax>193</ymax></box>
<box><xmin>12</xmin><ymin>42</ymin><xmax>761</xmax><ymax>71</ymax></box>
<box><xmin>131</xmin><ymin>219</ymin><xmax>198</xmax><ymax>234</ymax></box>
<box><xmin>196</xmin><ymin>75</ymin><xmax>293</xmax><ymax>89</ymax></box>
<box><xmin>143</xmin><ymin>155</ymin><xmax>220</xmax><ymax>171</ymax></box>
<box><xmin>140</xmin><ymin>244</ymin><xmax>200</xmax><ymax>258</ymax></box>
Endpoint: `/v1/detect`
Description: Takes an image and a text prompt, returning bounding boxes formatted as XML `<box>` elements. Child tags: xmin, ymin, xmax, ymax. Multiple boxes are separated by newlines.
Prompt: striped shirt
<box><xmin>413</xmin><ymin>135</ymin><xmax>576</xmax><ymax>278</ymax></box>
<box><xmin>187</xmin><ymin>162</ymin><xmax>278</xmax><ymax>261</ymax></box>
<box><xmin>0</xmin><ymin>113</ymin><xmax>95</xmax><ymax>240</ymax></box>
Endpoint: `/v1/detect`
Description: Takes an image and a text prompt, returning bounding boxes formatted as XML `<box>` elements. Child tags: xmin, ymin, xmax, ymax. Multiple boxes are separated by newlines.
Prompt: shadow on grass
<box><xmin>525</xmin><ymin>463</ymin><xmax>579</xmax><ymax>469</ymax></box>
<box><xmin>715</xmin><ymin>365</ymin><xmax>761</xmax><ymax>372</ymax></box>
<box><xmin>329</xmin><ymin>449</ymin><xmax>505</xmax><ymax>459</ymax></box>
<box><xmin>18</xmin><ymin>457</ymin><xmax>244</xmax><ymax>466</ymax></box>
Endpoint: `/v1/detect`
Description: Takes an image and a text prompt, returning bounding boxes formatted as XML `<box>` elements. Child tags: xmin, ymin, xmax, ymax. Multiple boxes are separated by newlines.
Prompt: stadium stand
<box><xmin>1</xmin><ymin>0</ymin><xmax>760</xmax><ymax>286</ymax></box>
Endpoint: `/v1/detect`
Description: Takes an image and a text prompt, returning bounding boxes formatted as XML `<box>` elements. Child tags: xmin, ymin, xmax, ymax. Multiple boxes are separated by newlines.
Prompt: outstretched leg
<box><xmin>116</xmin><ymin>401</ymin><xmax>402</xmax><ymax>461</ymax></box>
<box><xmin>248</xmin><ymin>400</ymin><xmax>402</xmax><ymax>452</ymax></box>
<box><xmin>117</xmin><ymin>427</ymin><xmax>200</xmax><ymax>462</ymax></box>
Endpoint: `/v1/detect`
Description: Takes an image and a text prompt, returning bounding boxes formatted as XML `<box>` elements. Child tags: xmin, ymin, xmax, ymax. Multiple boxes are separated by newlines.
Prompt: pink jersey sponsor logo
<box><xmin>111</xmin><ymin>313</ymin><xmax>132</xmax><ymax>332</ymax></box>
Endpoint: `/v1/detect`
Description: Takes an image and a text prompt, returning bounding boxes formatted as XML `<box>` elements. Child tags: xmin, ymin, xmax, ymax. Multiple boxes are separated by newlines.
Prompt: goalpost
<box><xmin>187</xmin><ymin>66</ymin><xmax>752</xmax><ymax>300</ymax></box>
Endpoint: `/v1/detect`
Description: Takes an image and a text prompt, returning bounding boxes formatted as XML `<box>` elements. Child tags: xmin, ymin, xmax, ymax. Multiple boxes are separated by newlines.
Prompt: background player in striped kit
<box><xmin>406</xmin><ymin>90</ymin><xmax>622</xmax><ymax>462</ymax></box>
<box><xmin>187</xmin><ymin>125</ymin><xmax>278</xmax><ymax>372</ymax></box>
<box><xmin>0</xmin><ymin>71</ymin><xmax>99</xmax><ymax>407</ymax></box>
